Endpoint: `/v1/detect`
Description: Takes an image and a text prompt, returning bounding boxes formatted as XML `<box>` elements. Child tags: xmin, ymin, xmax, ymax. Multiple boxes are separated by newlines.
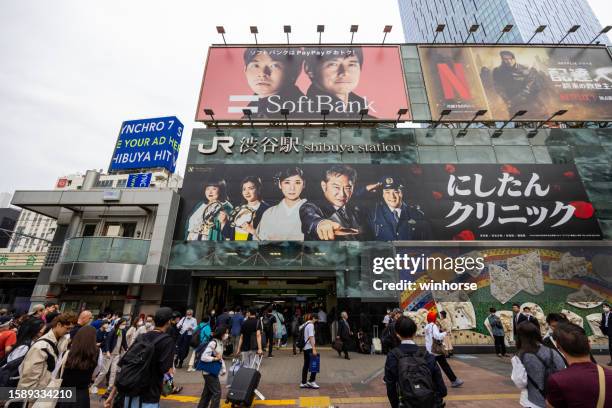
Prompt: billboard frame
<box><xmin>195</xmin><ymin>44</ymin><xmax>411</xmax><ymax>125</ymax></box>
<box><xmin>416</xmin><ymin>43</ymin><xmax>612</xmax><ymax>123</ymax></box>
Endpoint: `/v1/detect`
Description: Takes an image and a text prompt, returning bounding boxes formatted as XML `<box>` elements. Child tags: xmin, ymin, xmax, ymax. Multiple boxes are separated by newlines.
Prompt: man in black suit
<box><xmin>512</xmin><ymin>303</ymin><xmax>525</xmax><ymax>341</ymax></box>
<box><xmin>600</xmin><ymin>303</ymin><xmax>612</xmax><ymax>365</ymax></box>
<box><xmin>300</xmin><ymin>165</ymin><xmax>368</xmax><ymax>240</ymax></box>
<box><xmin>521</xmin><ymin>306</ymin><xmax>540</xmax><ymax>331</ymax></box>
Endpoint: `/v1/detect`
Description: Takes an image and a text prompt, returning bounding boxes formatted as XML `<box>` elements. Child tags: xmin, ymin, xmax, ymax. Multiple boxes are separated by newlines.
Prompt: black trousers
<box><xmin>197</xmin><ymin>374</ymin><xmax>221</xmax><ymax>408</ymax></box>
<box><xmin>494</xmin><ymin>336</ymin><xmax>506</xmax><ymax>356</ymax></box>
<box><xmin>265</xmin><ymin>330</ymin><xmax>274</xmax><ymax>356</ymax></box>
<box><xmin>176</xmin><ymin>333</ymin><xmax>192</xmax><ymax>365</ymax></box>
<box><xmin>301</xmin><ymin>349</ymin><xmax>317</xmax><ymax>383</ymax></box>
<box><xmin>435</xmin><ymin>354</ymin><xmax>457</xmax><ymax>383</ymax></box>
<box><xmin>608</xmin><ymin>334</ymin><xmax>612</xmax><ymax>360</ymax></box>
<box><xmin>337</xmin><ymin>338</ymin><xmax>349</xmax><ymax>358</ymax></box>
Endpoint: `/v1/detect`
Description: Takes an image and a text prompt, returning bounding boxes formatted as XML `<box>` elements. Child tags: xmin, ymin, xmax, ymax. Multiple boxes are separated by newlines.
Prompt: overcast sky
<box><xmin>1</xmin><ymin>0</ymin><xmax>610</xmax><ymax>195</ymax></box>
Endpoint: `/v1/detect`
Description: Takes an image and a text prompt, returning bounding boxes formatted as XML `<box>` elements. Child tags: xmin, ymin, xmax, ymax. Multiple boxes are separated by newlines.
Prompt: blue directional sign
<box><xmin>126</xmin><ymin>173</ymin><xmax>152</xmax><ymax>188</ymax></box>
<box><xmin>109</xmin><ymin>116</ymin><xmax>183</xmax><ymax>173</ymax></box>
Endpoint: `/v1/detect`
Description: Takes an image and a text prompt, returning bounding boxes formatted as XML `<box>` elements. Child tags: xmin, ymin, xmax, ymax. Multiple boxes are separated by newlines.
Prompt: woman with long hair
<box><xmin>125</xmin><ymin>314</ymin><xmax>143</xmax><ymax>348</ymax></box>
<box><xmin>511</xmin><ymin>321</ymin><xmax>565</xmax><ymax>408</ymax></box>
<box><xmin>6</xmin><ymin>317</ymin><xmax>45</xmax><ymax>363</ymax></box>
<box><xmin>57</xmin><ymin>325</ymin><xmax>99</xmax><ymax>408</ymax></box>
<box><xmin>439</xmin><ymin>311</ymin><xmax>454</xmax><ymax>357</ymax></box>
<box><xmin>424</xmin><ymin>311</ymin><xmax>463</xmax><ymax>388</ymax></box>
<box><xmin>232</xmin><ymin>176</ymin><xmax>270</xmax><ymax>241</ymax></box>
<box><xmin>186</xmin><ymin>179</ymin><xmax>233</xmax><ymax>241</ymax></box>
<box><xmin>197</xmin><ymin>326</ymin><xmax>228</xmax><ymax>408</ymax></box>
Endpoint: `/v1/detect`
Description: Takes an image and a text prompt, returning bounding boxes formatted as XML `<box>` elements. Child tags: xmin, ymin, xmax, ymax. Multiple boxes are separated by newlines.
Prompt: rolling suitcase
<box><xmin>372</xmin><ymin>325</ymin><xmax>382</xmax><ymax>354</ymax></box>
<box><xmin>226</xmin><ymin>355</ymin><xmax>262</xmax><ymax>407</ymax></box>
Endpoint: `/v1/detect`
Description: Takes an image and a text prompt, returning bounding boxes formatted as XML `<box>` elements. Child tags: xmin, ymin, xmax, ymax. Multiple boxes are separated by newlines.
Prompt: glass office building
<box><xmin>398</xmin><ymin>0</ymin><xmax>610</xmax><ymax>45</ymax></box>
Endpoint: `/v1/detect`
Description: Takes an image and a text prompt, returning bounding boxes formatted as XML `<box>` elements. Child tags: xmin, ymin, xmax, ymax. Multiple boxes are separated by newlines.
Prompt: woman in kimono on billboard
<box><xmin>185</xmin><ymin>179</ymin><xmax>233</xmax><ymax>241</ymax></box>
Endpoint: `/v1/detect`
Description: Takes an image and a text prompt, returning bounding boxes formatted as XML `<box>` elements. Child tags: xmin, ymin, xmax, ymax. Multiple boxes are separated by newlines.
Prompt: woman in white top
<box><xmin>424</xmin><ymin>311</ymin><xmax>464</xmax><ymax>388</ymax></box>
<box><xmin>256</xmin><ymin>167</ymin><xmax>307</xmax><ymax>241</ymax></box>
<box><xmin>232</xmin><ymin>176</ymin><xmax>270</xmax><ymax>241</ymax></box>
<box><xmin>198</xmin><ymin>326</ymin><xmax>228</xmax><ymax>408</ymax></box>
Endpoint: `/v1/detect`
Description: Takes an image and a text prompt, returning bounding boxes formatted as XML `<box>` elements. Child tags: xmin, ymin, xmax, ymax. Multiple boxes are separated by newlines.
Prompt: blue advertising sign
<box><xmin>126</xmin><ymin>173</ymin><xmax>152</xmax><ymax>188</ymax></box>
<box><xmin>109</xmin><ymin>116</ymin><xmax>183</xmax><ymax>173</ymax></box>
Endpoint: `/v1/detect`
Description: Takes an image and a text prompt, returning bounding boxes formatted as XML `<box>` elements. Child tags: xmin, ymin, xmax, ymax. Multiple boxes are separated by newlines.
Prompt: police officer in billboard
<box><xmin>491</xmin><ymin>50</ymin><xmax>549</xmax><ymax>116</ymax></box>
<box><xmin>367</xmin><ymin>176</ymin><xmax>432</xmax><ymax>241</ymax></box>
<box><xmin>300</xmin><ymin>165</ymin><xmax>369</xmax><ymax>240</ymax></box>
<box><xmin>304</xmin><ymin>47</ymin><xmax>376</xmax><ymax>119</ymax></box>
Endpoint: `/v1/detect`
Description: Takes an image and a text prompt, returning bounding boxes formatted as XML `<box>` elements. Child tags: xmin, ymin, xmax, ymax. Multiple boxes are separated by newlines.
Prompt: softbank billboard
<box><xmin>195</xmin><ymin>46</ymin><xmax>410</xmax><ymax>122</ymax></box>
<box><xmin>419</xmin><ymin>45</ymin><xmax>612</xmax><ymax>122</ymax></box>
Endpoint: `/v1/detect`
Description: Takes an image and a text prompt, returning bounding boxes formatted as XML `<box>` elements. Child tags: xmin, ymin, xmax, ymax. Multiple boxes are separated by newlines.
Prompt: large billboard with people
<box><xmin>177</xmin><ymin>163</ymin><xmax>602</xmax><ymax>241</ymax></box>
<box><xmin>419</xmin><ymin>46</ymin><xmax>612</xmax><ymax>122</ymax></box>
<box><xmin>195</xmin><ymin>46</ymin><xmax>410</xmax><ymax>122</ymax></box>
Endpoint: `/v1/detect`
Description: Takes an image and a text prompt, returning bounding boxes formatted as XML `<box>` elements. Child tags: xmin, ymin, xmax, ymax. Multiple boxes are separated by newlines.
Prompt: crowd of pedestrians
<box><xmin>0</xmin><ymin>302</ymin><xmax>611</xmax><ymax>408</ymax></box>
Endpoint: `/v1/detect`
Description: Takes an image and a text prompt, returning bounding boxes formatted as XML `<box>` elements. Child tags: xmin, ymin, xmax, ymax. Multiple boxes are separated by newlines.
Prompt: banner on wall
<box><xmin>419</xmin><ymin>46</ymin><xmax>612</xmax><ymax>122</ymax></box>
<box><xmin>178</xmin><ymin>163</ymin><xmax>602</xmax><ymax>242</ymax></box>
<box><xmin>196</xmin><ymin>46</ymin><xmax>410</xmax><ymax>122</ymax></box>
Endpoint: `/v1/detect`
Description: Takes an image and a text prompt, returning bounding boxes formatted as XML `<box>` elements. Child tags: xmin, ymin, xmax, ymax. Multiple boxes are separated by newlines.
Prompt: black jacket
<box><xmin>601</xmin><ymin>312</ymin><xmax>611</xmax><ymax>336</ymax></box>
<box><xmin>384</xmin><ymin>343</ymin><xmax>447</xmax><ymax>408</ymax></box>
<box><xmin>367</xmin><ymin>201</ymin><xmax>433</xmax><ymax>241</ymax></box>
<box><xmin>338</xmin><ymin>319</ymin><xmax>351</xmax><ymax>342</ymax></box>
<box><xmin>299</xmin><ymin>200</ymin><xmax>369</xmax><ymax>241</ymax></box>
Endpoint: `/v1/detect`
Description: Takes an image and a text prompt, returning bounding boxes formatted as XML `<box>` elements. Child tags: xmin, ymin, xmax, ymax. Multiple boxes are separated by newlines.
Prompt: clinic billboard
<box><xmin>109</xmin><ymin>116</ymin><xmax>183</xmax><ymax>173</ymax></box>
<box><xmin>177</xmin><ymin>162</ymin><xmax>602</xmax><ymax>242</ymax></box>
<box><xmin>195</xmin><ymin>46</ymin><xmax>410</xmax><ymax>122</ymax></box>
<box><xmin>419</xmin><ymin>46</ymin><xmax>612</xmax><ymax>122</ymax></box>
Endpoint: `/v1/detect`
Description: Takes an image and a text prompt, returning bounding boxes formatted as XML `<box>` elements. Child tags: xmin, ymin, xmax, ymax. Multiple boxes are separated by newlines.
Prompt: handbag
<box><xmin>431</xmin><ymin>339</ymin><xmax>447</xmax><ymax>356</ymax></box>
<box><xmin>332</xmin><ymin>339</ymin><xmax>343</xmax><ymax>353</ymax></box>
<box><xmin>196</xmin><ymin>360</ymin><xmax>223</xmax><ymax>376</ymax></box>
<box><xmin>31</xmin><ymin>351</ymin><xmax>68</xmax><ymax>408</ymax></box>
<box><xmin>309</xmin><ymin>354</ymin><xmax>320</xmax><ymax>373</ymax></box>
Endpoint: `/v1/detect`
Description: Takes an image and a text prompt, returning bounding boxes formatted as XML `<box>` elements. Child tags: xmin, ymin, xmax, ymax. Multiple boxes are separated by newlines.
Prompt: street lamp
<box><xmin>280</xmin><ymin>108</ymin><xmax>290</xmax><ymax>130</ymax></box>
<box><xmin>433</xmin><ymin>24</ymin><xmax>445</xmax><ymax>43</ymax></box>
<box><xmin>427</xmin><ymin>109</ymin><xmax>452</xmax><ymax>137</ymax></box>
<box><xmin>527</xmin><ymin>25</ymin><xmax>547</xmax><ymax>44</ymax></box>
<box><xmin>250</xmin><ymin>26</ymin><xmax>259</xmax><ymax>45</ymax></box>
<box><xmin>495</xmin><ymin>24</ymin><xmax>514</xmax><ymax>44</ymax></box>
<box><xmin>463</xmin><ymin>24</ymin><xmax>480</xmax><ymax>44</ymax></box>
<box><xmin>589</xmin><ymin>25</ymin><xmax>612</xmax><ymax>44</ymax></box>
<box><xmin>242</xmin><ymin>109</ymin><xmax>254</xmax><ymax>129</ymax></box>
<box><xmin>216</xmin><ymin>26</ymin><xmax>227</xmax><ymax>45</ymax></box>
<box><xmin>396</xmin><ymin>108</ymin><xmax>408</xmax><ymax>128</ymax></box>
<box><xmin>317</xmin><ymin>25</ymin><xmax>324</xmax><ymax>44</ymax></box>
<box><xmin>284</xmin><ymin>25</ymin><xmax>291</xmax><ymax>44</ymax></box>
<box><xmin>358</xmin><ymin>109</ymin><xmax>369</xmax><ymax>128</ymax></box>
<box><xmin>491</xmin><ymin>110</ymin><xmax>527</xmax><ymax>138</ymax></box>
<box><xmin>527</xmin><ymin>110</ymin><xmax>568</xmax><ymax>138</ymax></box>
<box><xmin>382</xmin><ymin>25</ymin><xmax>392</xmax><ymax>44</ymax></box>
<box><xmin>456</xmin><ymin>110</ymin><xmax>488</xmax><ymax>138</ymax></box>
<box><xmin>350</xmin><ymin>25</ymin><xmax>359</xmax><ymax>44</ymax></box>
<box><xmin>558</xmin><ymin>25</ymin><xmax>580</xmax><ymax>44</ymax></box>
<box><xmin>204</xmin><ymin>108</ymin><xmax>218</xmax><ymax>129</ymax></box>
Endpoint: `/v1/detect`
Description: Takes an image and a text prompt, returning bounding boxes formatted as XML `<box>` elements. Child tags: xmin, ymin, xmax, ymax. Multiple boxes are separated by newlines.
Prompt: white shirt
<box><xmin>424</xmin><ymin>323</ymin><xmax>445</xmax><ymax>355</ymax></box>
<box><xmin>317</xmin><ymin>310</ymin><xmax>327</xmax><ymax>323</ymax></box>
<box><xmin>387</xmin><ymin>206</ymin><xmax>401</xmax><ymax>219</ymax></box>
<box><xmin>303</xmin><ymin>322</ymin><xmax>315</xmax><ymax>351</ymax></box>
<box><xmin>178</xmin><ymin>316</ymin><xmax>198</xmax><ymax>335</ymax></box>
<box><xmin>257</xmin><ymin>199</ymin><xmax>306</xmax><ymax>241</ymax></box>
<box><xmin>234</xmin><ymin>202</ymin><xmax>261</xmax><ymax>235</ymax></box>
<box><xmin>383</xmin><ymin>315</ymin><xmax>390</xmax><ymax>325</ymax></box>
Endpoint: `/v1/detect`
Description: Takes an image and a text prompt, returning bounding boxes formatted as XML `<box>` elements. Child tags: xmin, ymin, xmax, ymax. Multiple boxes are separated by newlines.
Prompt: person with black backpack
<box><xmin>261</xmin><ymin>307</ymin><xmax>276</xmax><ymax>358</ymax></box>
<box><xmin>511</xmin><ymin>321</ymin><xmax>565</xmax><ymax>408</ymax></box>
<box><xmin>18</xmin><ymin>313</ymin><xmax>76</xmax><ymax>389</ymax></box>
<box><xmin>108</xmin><ymin>307</ymin><xmax>176</xmax><ymax>408</ymax></box>
<box><xmin>0</xmin><ymin>317</ymin><xmax>45</xmax><ymax>388</ymax></box>
<box><xmin>384</xmin><ymin>316</ymin><xmax>447</xmax><ymax>408</ymax></box>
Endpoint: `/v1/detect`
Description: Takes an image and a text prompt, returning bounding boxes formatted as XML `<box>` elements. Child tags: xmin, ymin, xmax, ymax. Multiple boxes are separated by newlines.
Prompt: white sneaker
<box><xmin>89</xmin><ymin>386</ymin><xmax>98</xmax><ymax>394</ymax></box>
<box><xmin>307</xmin><ymin>381</ymin><xmax>320</xmax><ymax>389</ymax></box>
<box><xmin>299</xmin><ymin>383</ymin><xmax>309</xmax><ymax>388</ymax></box>
<box><xmin>187</xmin><ymin>367</ymin><xmax>195</xmax><ymax>372</ymax></box>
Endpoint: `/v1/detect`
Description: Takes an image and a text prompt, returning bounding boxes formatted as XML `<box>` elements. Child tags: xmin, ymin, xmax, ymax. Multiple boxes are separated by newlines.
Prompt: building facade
<box><xmin>398</xmin><ymin>0</ymin><xmax>610</xmax><ymax>45</ymax></box>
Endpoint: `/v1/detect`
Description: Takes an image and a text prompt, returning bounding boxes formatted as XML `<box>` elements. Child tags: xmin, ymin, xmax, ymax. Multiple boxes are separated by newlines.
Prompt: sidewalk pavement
<box><xmin>91</xmin><ymin>348</ymin><xmax>611</xmax><ymax>407</ymax></box>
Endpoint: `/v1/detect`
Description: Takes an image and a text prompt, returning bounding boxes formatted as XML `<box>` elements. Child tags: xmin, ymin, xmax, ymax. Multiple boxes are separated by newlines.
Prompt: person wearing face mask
<box><xmin>91</xmin><ymin>318</ymin><xmax>127</xmax><ymax>394</ymax></box>
<box><xmin>176</xmin><ymin>309</ymin><xmax>198</xmax><ymax>369</ymax></box>
<box><xmin>196</xmin><ymin>327</ymin><xmax>228</xmax><ymax>408</ymax></box>
<box><xmin>600</xmin><ymin>303</ymin><xmax>612</xmax><ymax>366</ymax></box>
<box><xmin>126</xmin><ymin>314</ymin><xmax>143</xmax><ymax>348</ymax></box>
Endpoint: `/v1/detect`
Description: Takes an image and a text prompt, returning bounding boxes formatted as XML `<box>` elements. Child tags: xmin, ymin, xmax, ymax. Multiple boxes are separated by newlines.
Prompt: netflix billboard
<box><xmin>419</xmin><ymin>46</ymin><xmax>612</xmax><ymax>122</ymax></box>
<box><xmin>196</xmin><ymin>46</ymin><xmax>410</xmax><ymax>122</ymax></box>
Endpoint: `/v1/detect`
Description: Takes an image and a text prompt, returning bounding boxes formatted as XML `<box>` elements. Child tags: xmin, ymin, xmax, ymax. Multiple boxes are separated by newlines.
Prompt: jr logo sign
<box><xmin>198</xmin><ymin>136</ymin><xmax>234</xmax><ymax>154</ymax></box>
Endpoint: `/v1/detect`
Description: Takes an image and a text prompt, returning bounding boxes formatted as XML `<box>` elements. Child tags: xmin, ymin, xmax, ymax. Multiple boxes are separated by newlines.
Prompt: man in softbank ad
<box><xmin>196</xmin><ymin>46</ymin><xmax>409</xmax><ymax>121</ymax></box>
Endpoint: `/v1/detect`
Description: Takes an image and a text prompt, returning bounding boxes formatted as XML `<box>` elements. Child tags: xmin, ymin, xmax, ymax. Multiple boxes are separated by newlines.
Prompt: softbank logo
<box><xmin>228</xmin><ymin>95</ymin><xmax>259</xmax><ymax>113</ymax></box>
<box><xmin>198</xmin><ymin>136</ymin><xmax>235</xmax><ymax>155</ymax></box>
